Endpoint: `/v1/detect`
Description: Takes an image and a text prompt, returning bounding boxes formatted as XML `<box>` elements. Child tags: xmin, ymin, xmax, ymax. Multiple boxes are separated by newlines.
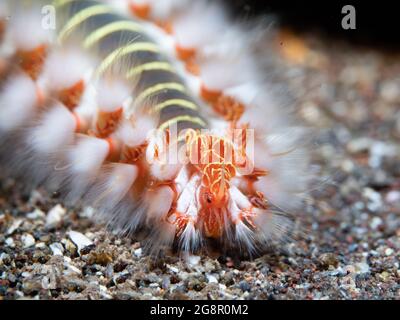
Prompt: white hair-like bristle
<box><xmin>8</xmin><ymin>9</ymin><xmax>52</xmax><ymax>51</ymax></box>
<box><xmin>86</xmin><ymin>163</ymin><xmax>138</xmax><ymax>210</ymax></box>
<box><xmin>253</xmin><ymin>128</ymin><xmax>312</xmax><ymax>211</ymax></box>
<box><xmin>150</xmin><ymin>161</ymin><xmax>182</xmax><ymax>182</ymax></box>
<box><xmin>30</xmin><ymin>103</ymin><xmax>76</xmax><ymax>154</ymax></box>
<box><xmin>68</xmin><ymin>135</ymin><xmax>110</xmax><ymax>175</ymax></box>
<box><xmin>173</xmin><ymin>1</ymin><xmax>228</xmax><ymax>50</ymax></box>
<box><xmin>253</xmin><ymin>209</ymin><xmax>294</xmax><ymax>245</ymax></box>
<box><xmin>56</xmin><ymin>135</ymin><xmax>111</xmax><ymax>202</ymax></box>
<box><xmin>240</xmin><ymin>91</ymin><xmax>292</xmax><ymax>136</ymax></box>
<box><xmin>117</xmin><ymin>115</ymin><xmax>156</xmax><ymax>147</ymax></box>
<box><xmin>129</xmin><ymin>0</ymin><xmax>190</xmax><ymax>20</ymax></box>
<box><xmin>95</xmin><ymin>78</ymin><xmax>130</xmax><ymax>112</ymax></box>
<box><xmin>0</xmin><ymin>73</ymin><xmax>38</xmax><ymax>132</ymax></box>
<box><xmin>179</xmin><ymin>219</ymin><xmax>201</xmax><ymax>252</ymax></box>
<box><xmin>146</xmin><ymin>185</ymin><xmax>174</xmax><ymax>221</ymax></box>
<box><xmin>146</xmin><ymin>131</ymin><xmax>182</xmax><ymax>181</ymax></box>
<box><xmin>200</xmin><ymin>55</ymin><xmax>258</xmax><ymax>91</ymax></box>
<box><xmin>176</xmin><ymin>175</ymin><xmax>200</xmax><ymax>215</ymax></box>
<box><xmin>40</xmin><ymin>48</ymin><xmax>93</xmax><ymax>92</ymax></box>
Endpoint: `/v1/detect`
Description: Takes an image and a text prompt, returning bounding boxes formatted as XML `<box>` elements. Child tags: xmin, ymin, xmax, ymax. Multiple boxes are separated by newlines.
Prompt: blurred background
<box><xmin>225</xmin><ymin>0</ymin><xmax>400</xmax><ymax>50</ymax></box>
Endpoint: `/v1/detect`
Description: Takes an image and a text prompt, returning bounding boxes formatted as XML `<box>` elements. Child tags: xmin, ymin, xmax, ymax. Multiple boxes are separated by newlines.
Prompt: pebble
<box><xmin>50</xmin><ymin>243</ymin><xmax>64</xmax><ymax>256</ymax></box>
<box><xmin>378</xmin><ymin>271</ymin><xmax>390</xmax><ymax>282</ymax></box>
<box><xmin>347</xmin><ymin>137</ymin><xmax>372</xmax><ymax>153</ymax></box>
<box><xmin>64</xmin><ymin>239</ymin><xmax>77</xmax><ymax>255</ymax></box>
<box><xmin>354</xmin><ymin>262</ymin><xmax>370</xmax><ymax>274</ymax></box>
<box><xmin>167</xmin><ymin>265</ymin><xmax>179</xmax><ymax>274</ymax></box>
<box><xmin>369</xmin><ymin>142</ymin><xmax>397</xmax><ymax>168</ymax></box>
<box><xmin>63</xmin><ymin>263</ymin><xmax>82</xmax><ymax>276</ymax></box>
<box><xmin>370</xmin><ymin>216</ymin><xmax>383</xmax><ymax>230</ymax></box>
<box><xmin>363</xmin><ymin>188</ymin><xmax>383</xmax><ymax>212</ymax></box>
<box><xmin>68</xmin><ymin>231</ymin><xmax>93</xmax><ymax>254</ymax></box>
<box><xmin>35</xmin><ymin>242</ymin><xmax>46</xmax><ymax>249</ymax></box>
<box><xmin>21</xmin><ymin>234</ymin><xmax>35</xmax><ymax>248</ymax></box>
<box><xmin>6</xmin><ymin>219</ymin><xmax>22</xmax><ymax>235</ymax></box>
<box><xmin>386</xmin><ymin>191</ymin><xmax>400</xmax><ymax>204</ymax></box>
<box><xmin>384</xmin><ymin>248</ymin><xmax>394</xmax><ymax>256</ymax></box>
<box><xmin>46</xmin><ymin>204</ymin><xmax>66</xmax><ymax>228</ymax></box>
<box><xmin>26</xmin><ymin>209</ymin><xmax>45</xmax><ymax>220</ymax></box>
<box><xmin>133</xmin><ymin>248</ymin><xmax>142</xmax><ymax>258</ymax></box>
<box><xmin>380</xmin><ymin>81</ymin><xmax>399</xmax><ymax>103</ymax></box>
<box><xmin>80</xmin><ymin>207</ymin><xmax>95</xmax><ymax>219</ymax></box>
<box><xmin>239</xmin><ymin>280</ymin><xmax>251</xmax><ymax>292</ymax></box>
<box><xmin>206</xmin><ymin>274</ymin><xmax>218</xmax><ymax>284</ymax></box>
<box><xmin>318</xmin><ymin>253</ymin><xmax>339</xmax><ymax>268</ymax></box>
<box><xmin>186</xmin><ymin>255</ymin><xmax>201</xmax><ymax>266</ymax></box>
<box><xmin>5</xmin><ymin>237</ymin><xmax>15</xmax><ymax>248</ymax></box>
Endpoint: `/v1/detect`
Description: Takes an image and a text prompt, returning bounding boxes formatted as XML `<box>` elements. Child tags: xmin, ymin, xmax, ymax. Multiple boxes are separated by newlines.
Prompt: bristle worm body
<box><xmin>0</xmin><ymin>0</ymin><xmax>313</xmax><ymax>254</ymax></box>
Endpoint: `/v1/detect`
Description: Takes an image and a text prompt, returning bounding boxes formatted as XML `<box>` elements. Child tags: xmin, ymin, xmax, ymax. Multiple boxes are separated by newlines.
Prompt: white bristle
<box><xmin>254</xmin><ymin>209</ymin><xmax>294</xmax><ymax>243</ymax></box>
<box><xmin>235</xmin><ymin>220</ymin><xmax>256</xmax><ymax>252</ymax></box>
<box><xmin>0</xmin><ymin>73</ymin><xmax>38</xmax><ymax>131</ymax></box>
<box><xmin>129</xmin><ymin>0</ymin><xmax>190</xmax><ymax>20</ymax></box>
<box><xmin>176</xmin><ymin>175</ymin><xmax>200</xmax><ymax>215</ymax></box>
<box><xmin>240</xmin><ymin>91</ymin><xmax>291</xmax><ymax>135</ymax></box>
<box><xmin>73</xmin><ymin>82</ymin><xmax>98</xmax><ymax>122</ymax></box>
<box><xmin>179</xmin><ymin>219</ymin><xmax>200</xmax><ymax>252</ymax></box>
<box><xmin>68</xmin><ymin>136</ymin><xmax>109</xmax><ymax>175</ymax></box>
<box><xmin>224</xmin><ymin>82</ymin><xmax>261</xmax><ymax>106</ymax></box>
<box><xmin>117</xmin><ymin>115</ymin><xmax>156</xmax><ymax>147</ymax></box>
<box><xmin>200</xmin><ymin>54</ymin><xmax>258</xmax><ymax>91</ymax></box>
<box><xmin>146</xmin><ymin>186</ymin><xmax>174</xmax><ymax>221</ymax></box>
<box><xmin>173</xmin><ymin>2</ymin><xmax>228</xmax><ymax>50</ymax></box>
<box><xmin>201</xmin><ymin>27</ymin><xmax>247</xmax><ymax>58</ymax></box>
<box><xmin>146</xmin><ymin>131</ymin><xmax>182</xmax><ymax>180</ymax></box>
<box><xmin>253</xmin><ymin>130</ymin><xmax>312</xmax><ymax>211</ymax></box>
<box><xmin>88</xmin><ymin>163</ymin><xmax>138</xmax><ymax>209</ymax></box>
<box><xmin>41</xmin><ymin>48</ymin><xmax>93</xmax><ymax>91</ymax></box>
<box><xmin>145</xmin><ymin>219</ymin><xmax>176</xmax><ymax>254</ymax></box>
<box><xmin>149</xmin><ymin>0</ymin><xmax>190</xmax><ymax>20</ymax></box>
<box><xmin>95</xmin><ymin>78</ymin><xmax>130</xmax><ymax>112</ymax></box>
<box><xmin>229</xmin><ymin>186</ymin><xmax>252</xmax><ymax>212</ymax></box>
<box><xmin>30</xmin><ymin>103</ymin><xmax>76</xmax><ymax>154</ymax></box>
<box><xmin>8</xmin><ymin>10</ymin><xmax>52</xmax><ymax>51</ymax></box>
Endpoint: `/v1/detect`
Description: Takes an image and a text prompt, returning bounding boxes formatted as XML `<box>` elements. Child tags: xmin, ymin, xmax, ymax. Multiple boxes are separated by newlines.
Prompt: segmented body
<box><xmin>0</xmin><ymin>0</ymin><xmax>313</xmax><ymax>254</ymax></box>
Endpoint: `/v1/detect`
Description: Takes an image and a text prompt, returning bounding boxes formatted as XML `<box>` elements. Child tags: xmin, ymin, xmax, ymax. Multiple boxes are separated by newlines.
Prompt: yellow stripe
<box><xmin>135</xmin><ymin>83</ymin><xmax>186</xmax><ymax>105</ymax></box>
<box><xmin>59</xmin><ymin>4</ymin><xmax>113</xmax><ymax>41</ymax></box>
<box><xmin>53</xmin><ymin>0</ymin><xmax>76</xmax><ymax>7</ymax></box>
<box><xmin>97</xmin><ymin>42</ymin><xmax>159</xmax><ymax>75</ymax></box>
<box><xmin>159</xmin><ymin>116</ymin><xmax>206</xmax><ymax>131</ymax></box>
<box><xmin>84</xmin><ymin>20</ymin><xmax>143</xmax><ymax>49</ymax></box>
<box><xmin>153</xmin><ymin>99</ymin><xmax>198</xmax><ymax>113</ymax></box>
<box><xmin>126</xmin><ymin>62</ymin><xmax>175</xmax><ymax>79</ymax></box>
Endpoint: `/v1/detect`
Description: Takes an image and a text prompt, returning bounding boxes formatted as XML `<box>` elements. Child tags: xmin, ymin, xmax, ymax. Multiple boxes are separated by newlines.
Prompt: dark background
<box><xmin>223</xmin><ymin>0</ymin><xmax>400</xmax><ymax>50</ymax></box>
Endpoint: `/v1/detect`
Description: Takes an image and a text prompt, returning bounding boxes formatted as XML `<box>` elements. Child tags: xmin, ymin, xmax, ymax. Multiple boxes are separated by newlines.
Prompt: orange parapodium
<box><xmin>58</xmin><ymin>79</ymin><xmax>85</xmax><ymax>110</ymax></box>
<box><xmin>200</xmin><ymin>84</ymin><xmax>222</xmax><ymax>103</ymax></box>
<box><xmin>129</xmin><ymin>2</ymin><xmax>151</xmax><ymax>20</ymax></box>
<box><xmin>95</xmin><ymin>107</ymin><xmax>123</xmax><ymax>139</ymax></box>
<box><xmin>16</xmin><ymin>44</ymin><xmax>47</xmax><ymax>80</ymax></box>
<box><xmin>0</xmin><ymin>20</ymin><xmax>5</xmax><ymax>43</ymax></box>
<box><xmin>121</xmin><ymin>142</ymin><xmax>148</xmax><ymax>164</ymax></box>
<box><xmin>213</xmin><ymin>95</ymin><xmax>245</xmax><ymax>123</ymax></box>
